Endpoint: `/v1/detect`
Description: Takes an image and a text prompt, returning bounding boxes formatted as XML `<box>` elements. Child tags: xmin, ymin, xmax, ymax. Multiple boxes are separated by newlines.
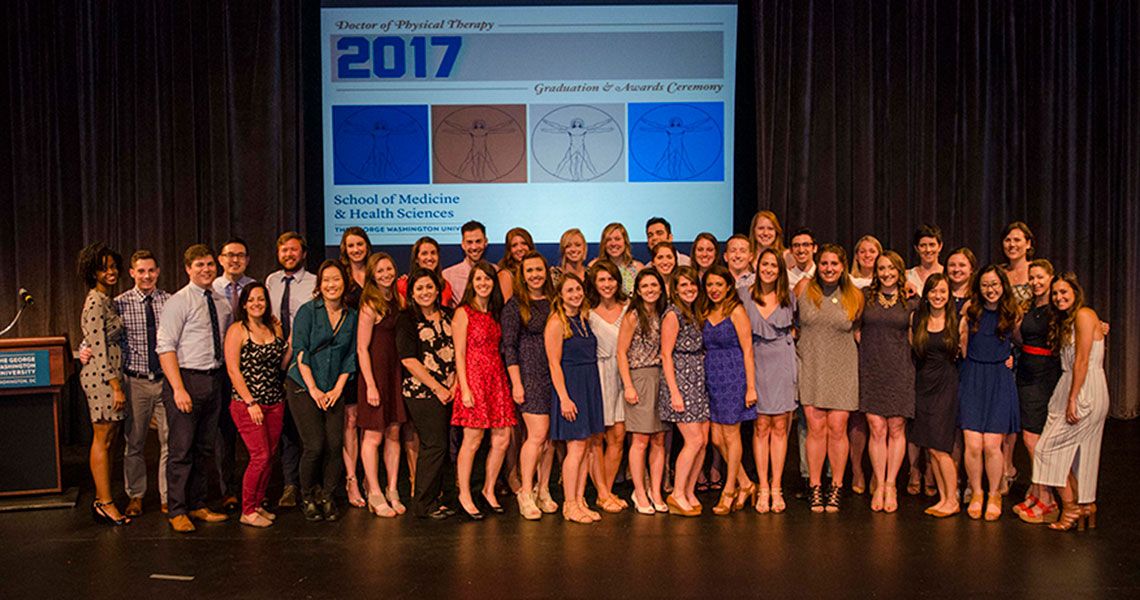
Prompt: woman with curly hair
<box><xmin>77</xmin><ymin>242</ymin><xmax>130</xmax><ymax>525</ymax></box>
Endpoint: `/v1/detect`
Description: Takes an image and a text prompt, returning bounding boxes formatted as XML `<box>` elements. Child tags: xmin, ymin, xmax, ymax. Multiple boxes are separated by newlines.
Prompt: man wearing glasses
<box><xmin>212</xmin><ymin>237</ymin><xmax>256</xmax><ymax>512</ymax></box>
<box><xmin>787</xmin><ymin>228</ymin><xmax>818</xmax><ymax>289</ymax></box>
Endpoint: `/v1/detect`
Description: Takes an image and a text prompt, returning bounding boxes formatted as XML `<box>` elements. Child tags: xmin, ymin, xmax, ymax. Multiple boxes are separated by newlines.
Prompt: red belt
<box><xmin>1022</xmin><ymin>344</ymin><xmax>1053</xmax><ymax>357</ymax></box>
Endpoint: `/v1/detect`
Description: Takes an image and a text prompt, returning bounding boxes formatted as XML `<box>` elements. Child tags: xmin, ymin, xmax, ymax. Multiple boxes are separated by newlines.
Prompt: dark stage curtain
<box><xmin>2</xmin><ymin>1</ymin><xmax>1137</xmax><ymax>418</ymax></box>
<box><xmin>747</xmin><ymin>0</ymin><xmax>1139</xmax><ymax>418</ymax></box>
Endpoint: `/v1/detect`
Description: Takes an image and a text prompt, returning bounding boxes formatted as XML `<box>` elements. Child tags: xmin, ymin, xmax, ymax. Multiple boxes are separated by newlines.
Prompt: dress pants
<box><xmin>279</xmin><ymin>402</ymin><xmax>302</xmax><ymax>488</ymax></box>
<box><xmin>123</xmin><ymin>375</ymin><xmax>169</xmax><ymax>503</ymax></box>
<box><xmin>406</xmin><ymin>394</ymin><xmax>455</xmax><ymax>516</ymax></box>
<box><xmin>214</xmin><ymin>396</ymin><xmax>240</xmax><ymax>498</ymax></box>
<box><xmin>285</xmin><ymin>380</ymin><xmax>345</xmax><ymax>496</ymax></box>
<box><xmin>230</xmin><ymin>400</ymin><xmax>285</xmax><ymax>515</ymax></box>
<box><xmin>163</xmin><ymin>369</ymin><xmax>225</xmax><ymax>517</ymax></box>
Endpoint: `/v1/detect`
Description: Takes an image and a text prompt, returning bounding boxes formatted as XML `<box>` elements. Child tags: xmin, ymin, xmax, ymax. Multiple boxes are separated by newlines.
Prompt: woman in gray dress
<box><xmin>617</xmin><ymin>269</ymin><xmax>669</xmax><ymax>514</ymax></box>
<box><xmin>77</xmin><ymin>243</ymin><xmax>130</xmax><ymax>526</ymax></box>
<box><xmin>795</xmin><ymin>244</ymin><xmax>864</xmax><ymax>513</ymax></box>
<box><xmin>741</xmin><ymin>248</ymin><xmax>797</xmax><ymax>513</ymax></box>
<box><xmin>857</xmin><ymin>251</ymin><xmax>917</xmax><ymax>514</ymax></box>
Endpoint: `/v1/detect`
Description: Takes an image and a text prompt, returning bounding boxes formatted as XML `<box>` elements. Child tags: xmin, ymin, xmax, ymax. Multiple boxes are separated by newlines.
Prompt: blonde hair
<box><xmin>849</xmin><ymin>235</ymin><xmax>883</xmax><ymax>277</ymax></box>
<box><xmin>804</xmin><ymin>244</ymin><xmax>863</xmax><ymax>321</ymax></box>
<box><xmin>749</xmin><ymin>210</ymin><xmax>786</xmax><ymax>256</ymax></box>
<box><xmin>360</xmin><ymin>253</ymin><xmax>397</xmax><ymax>320</ymax></box>
<box><xmin>599</xmin><ymin>222</ymin><xmax>633</xmax><ymax>266</ymax></box>
<box><xmin>559</xmin><ymin>228</ymin><xmax>587</xmax><ymax>270</ymax></box>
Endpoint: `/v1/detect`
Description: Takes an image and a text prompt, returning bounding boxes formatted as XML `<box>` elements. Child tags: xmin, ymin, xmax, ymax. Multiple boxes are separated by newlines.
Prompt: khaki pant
<box><xmin>123</xmin><ymin>376</ymin><xmax>170</xmax><ymax>502</ymax></box>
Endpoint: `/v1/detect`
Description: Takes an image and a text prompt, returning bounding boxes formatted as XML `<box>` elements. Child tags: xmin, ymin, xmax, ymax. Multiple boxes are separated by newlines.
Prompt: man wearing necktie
<box><xmin>114</xmin><ymin>250</ymin><xmax>174</xmax><ymax>518</ymax></box>
<box><xmin>156</xmin><ymin>244</ymin><xmax>234</xmax><ymax>533</ymax></box>
<box><xmin>265</xmin><ymin>232</ymin><xmax>316</xmax><ymax>508</ymax></box>
<box><xmin>212</xmin><ymin>238</ymin><xmax>256</xmax><ymax>511</ymax></box>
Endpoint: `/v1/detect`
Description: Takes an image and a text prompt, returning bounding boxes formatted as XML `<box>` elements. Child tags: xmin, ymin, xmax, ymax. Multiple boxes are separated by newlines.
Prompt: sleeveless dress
<box><xmin>356</xmin><ymin>311</ymin><xmax>408</xmax><ymax>431</ymax></box>
<box><xmin>796</xmin><ymin>286</ymin><xmax>859</xmax><ymax>411</ymax></box>
<box><xmin>501</xmin><ymin>297</ymin><xmax>552</xmax><ymax>415</ymax></box>
<box><xmin>589</xmin><ymin>306</ymin><xmax>626</xmax><ymax>426</ymax></box>
<box><xmin>234</xmin><ymin>330</ymin><xmax>287</xmax><ymax>405</ymax></box>
<box><xmin>958</xmin><ymin>309</ymin><xmax>1020</xmax><ymax>433</ymax></box>
<box><xmin>625</xmin><ymin>313</ymin><xmax>666</xmax><ymax>434</ymax></box>
<box><xmin>858</xmin><ymin>292</ymin><xmax>916</xmax><ymax>418</ymax></box>
<box><xmin>451</xmin><ymin>306</ymin><xmax>516</xmax><ymax>429</ymax></box>
<box><xmin>657</xmin><ymin>305</ymin><xmax>710</xmax><ymax>423</ymax></box>
<box><xmin>703</xmin><ymin>313</ymin><xmax>753</xmax><ymax>424</ymax></box>
<box><xmin>739</xmin><ymin>289</ymin><xmax>797</xmax><ymax>415</ymax></box>
<box><xmin>909</xmin><ymin>329</ymin><xmax>959</xmax><ymax>453</ymax></box>
<box><xmin>1016</xmin><ymin>303</ymin><xmax>1062</xmax><ymax>434</ymax></box>
<box><xmin>1032</xmin><ymin>335</ymin><xmax>1109</xmax><ymax>503</ymax></box>
<box><xmin>550</xmin><ymin>315</ymin><xmax>605</xmax><ymax>441</ymax></box>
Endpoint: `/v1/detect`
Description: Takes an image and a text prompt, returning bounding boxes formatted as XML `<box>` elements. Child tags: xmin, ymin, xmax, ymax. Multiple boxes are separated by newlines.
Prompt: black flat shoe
<box><xmin>92</xmin><ymin>501</ymin><xmax>131</xmax><ymax>526</ymax></box>
<box><xmin>320</xmin><ymin>497</ymin><xmax>340</xmax><ymax>521</ymax></box>
<box><xmin>460</xmin><ymin>506</ymin><xmax>484</xmax><ymax>521</ymax></box>
<box><xmin>300</xmin><ymin>499</ymin><xmax>324</xmax><ymax>521</ymax></box>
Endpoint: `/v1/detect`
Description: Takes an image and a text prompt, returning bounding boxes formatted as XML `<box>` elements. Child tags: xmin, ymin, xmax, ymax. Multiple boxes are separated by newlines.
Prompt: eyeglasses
<box><xmin>980</xmin><ymin>281</ymin><xmax>1003</xmax><ymax>290</ymax></box>
<box><xmin>220</xmin><ymin>252</ymin><xmax>248</xmax><ymax>260</ymax></box>
<box><xmin>791</xmin><ymin>242</ymin><xmax>814</xmax><ymax>249</ymax></box>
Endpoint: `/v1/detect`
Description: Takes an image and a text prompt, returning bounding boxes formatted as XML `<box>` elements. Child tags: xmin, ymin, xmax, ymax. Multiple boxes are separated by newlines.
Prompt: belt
<box><xmin>1022</xmin><ymin>344</ymin><xmax>1054</xmax><ymax>357</ymax></box>
<box><xmin>124</xmin><ymin>369</ymin><xmax>164</xmax><ymax>381</ymax></box>
<box><xmin>182</xmin><ymin>367</ymin><xmax>223</xmax><ymax>376</ymax></box>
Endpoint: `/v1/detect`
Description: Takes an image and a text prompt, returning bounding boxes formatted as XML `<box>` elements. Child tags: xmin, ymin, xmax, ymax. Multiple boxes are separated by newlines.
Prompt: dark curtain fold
<box><xmin>750</xmin><ymin>0</ymin><xmax>1139</xmax><ymax>418</ymax></box>
<box><xmin>1</xmin><ymin>0</ymin><xmax>305</xmax><ymax>345</ymax></box>
<box><xmin>1</xmin><ymin>0</ymin><xmax>1137</xmax><ymax>418</ymax></box>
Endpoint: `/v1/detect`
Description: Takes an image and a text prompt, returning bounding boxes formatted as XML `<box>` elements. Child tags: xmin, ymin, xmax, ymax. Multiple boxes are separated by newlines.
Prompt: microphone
<box><xmin>18</xmin><ymin>288</ymin><xmax>33</xmax><ymax>306</ymax></box>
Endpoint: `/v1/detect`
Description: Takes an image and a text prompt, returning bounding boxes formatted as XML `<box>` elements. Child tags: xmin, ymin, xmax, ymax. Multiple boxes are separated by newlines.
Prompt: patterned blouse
<box><xmin>233</xmin><ymin>326</ymin><xmax>287</xmax><ymax>405</ymax></box>
<box><xmin>627</xmin><ymin>311</ymin><xmax>662</xmax><ymax>369</ymax></box>
<box><xmin>395</xmin><ymin>308</ymin><xmax>455</xmax><ymax>400</ymax></box>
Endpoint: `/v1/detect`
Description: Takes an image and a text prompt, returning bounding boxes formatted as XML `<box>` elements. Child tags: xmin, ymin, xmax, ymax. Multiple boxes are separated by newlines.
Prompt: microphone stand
<box><xmin>0</xmin><ymin>300</ymin><xmax>30</xmax><ymax>336</ymax></box>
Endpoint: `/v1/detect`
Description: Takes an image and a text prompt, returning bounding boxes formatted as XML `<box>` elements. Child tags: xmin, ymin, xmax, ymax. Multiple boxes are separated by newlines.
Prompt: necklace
<box><xmin>568</xmin><ymin>314</ymin><xmax>589</xmax><ymax>338</ymax></box>
<box><xmin>877</xmin><ymin>291</ymin><xmax>898</xmax><ymax>309</ymax></box>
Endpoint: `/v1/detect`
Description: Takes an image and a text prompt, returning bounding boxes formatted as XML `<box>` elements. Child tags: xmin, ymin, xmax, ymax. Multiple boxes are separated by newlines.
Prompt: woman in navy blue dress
<box><xmin>546</xmin><ymin>273</ymin><xmax>605</xmax><ymax>524</ymax></box>
<box><xmin>702</xmin><ymin>265</ymin><xmax>759</xmax><ymax>515</ymax></box>
<box><xmin>958</xmin><ymin>265</ymin><xmax>1021</xmax><ymax>521</ymax></box>
<box><xmin>502</xmin><ymin>251</ymin><xmax>558</xmax><ymax>519</ymax></box>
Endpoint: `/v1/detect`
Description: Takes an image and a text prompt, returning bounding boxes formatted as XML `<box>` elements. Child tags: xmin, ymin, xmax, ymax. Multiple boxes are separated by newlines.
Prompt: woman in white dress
<box><xmin>585</xmin><ymin>260</ymin><xmax>630</xmax><ymax>513</ymax></box>
<box><xmin>1031</xmin><ymin>272</ymin><xmax>1109</xmax><ymax>531</ymax></box>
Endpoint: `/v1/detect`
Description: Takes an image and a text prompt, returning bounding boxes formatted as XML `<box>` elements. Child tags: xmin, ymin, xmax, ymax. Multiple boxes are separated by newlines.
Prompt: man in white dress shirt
<box><xmin>156</xmin><ymin>244</ymin><xmax>232</xmax><ymax>532</ymax></box>
<box><xmin>787</xmin><ymin>228</ymin><xmax>818</xmax><ymax>290</ymax></box>
<box><xmin>264</xmin><ymin>231</ymin><xmax>316</xmax><ymax>507</ymax></box>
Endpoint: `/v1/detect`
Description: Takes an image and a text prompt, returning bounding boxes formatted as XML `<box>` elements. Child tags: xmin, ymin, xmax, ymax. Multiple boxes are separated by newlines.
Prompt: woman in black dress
<box><xmin>1013</xmin><ymin>259</ymin><xmax>1063</xmax><ymax>523</ymax></box>
<box><xmin>338</xmin><ymin>227</ymin><xmax>372</xmax><ymax>508</ymax></box>
<box><xmin>909</xmin><ymin>274</ymin><xmax>961</xmax><ymax>517</ymax></box>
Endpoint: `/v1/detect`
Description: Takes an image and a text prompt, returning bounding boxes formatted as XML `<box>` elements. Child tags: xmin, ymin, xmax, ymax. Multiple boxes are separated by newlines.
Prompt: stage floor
<box><xmin>2</xmin><ymin>420</ymin><xmax>1138</xmax><ymax>599</ymax></box>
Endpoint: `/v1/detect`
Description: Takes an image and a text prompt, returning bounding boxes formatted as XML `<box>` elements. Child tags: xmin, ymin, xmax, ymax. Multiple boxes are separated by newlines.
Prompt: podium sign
<box><xmin>0</xmin><ymin>337</ymin><xmax>71</xmax><ymax>496</ymax></box>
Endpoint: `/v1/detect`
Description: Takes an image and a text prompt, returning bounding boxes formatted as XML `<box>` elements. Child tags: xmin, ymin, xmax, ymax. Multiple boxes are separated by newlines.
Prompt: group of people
<box><xmin>75</xmin><ymin>212</ymin><xmax>1110</xmax><ymax>533</ymax></box>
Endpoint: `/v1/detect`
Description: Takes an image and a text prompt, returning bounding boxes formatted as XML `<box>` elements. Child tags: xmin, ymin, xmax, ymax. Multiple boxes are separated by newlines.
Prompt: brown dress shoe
<box><xmin>188</xmin><ymin>508</ymin><xmax>229</xmax><ymax>523</ymax></box>
<box><xmin>169</xmin><ymin>514</ymin><xmax>196</xmax><ymax>533</ymax></box>
<box><xmin>125</xmin><ymin>497</ymin><xmax>144</xmax><ymax>517</ymax></box>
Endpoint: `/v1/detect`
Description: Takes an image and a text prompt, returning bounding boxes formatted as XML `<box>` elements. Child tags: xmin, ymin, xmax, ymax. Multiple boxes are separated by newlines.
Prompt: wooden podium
<box><xmin>0</xmin><ymin>336</ymin><xmax>71</xmax><ymax>496</ymax></box>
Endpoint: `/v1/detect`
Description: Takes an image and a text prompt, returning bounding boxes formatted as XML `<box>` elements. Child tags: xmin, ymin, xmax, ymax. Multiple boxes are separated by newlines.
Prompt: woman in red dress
<box><xmin>452</xmin><ymin>261</ymin><xmax>517</xmax><ymax>517</ymax></box>
<box><xmin>356</xmin><ymin>253</ymin><xmax>408</xmax><ymax>517</ymax></box>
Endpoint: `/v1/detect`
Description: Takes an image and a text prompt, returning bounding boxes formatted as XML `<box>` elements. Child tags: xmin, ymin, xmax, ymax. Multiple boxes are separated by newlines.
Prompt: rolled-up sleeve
<box><xmin>291</xmin><ymin>302</ymin><xmax>315</xmax><ymax>367</ymax></box>
<box><xmin>155</xmin><ymin>293</ymin><xmax>185</xmax><ymax>356</ymax></box>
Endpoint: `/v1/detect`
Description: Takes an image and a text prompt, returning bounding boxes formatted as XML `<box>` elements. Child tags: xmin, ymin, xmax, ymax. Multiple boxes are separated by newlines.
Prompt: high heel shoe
<box><xmin>809</xmin><ymin>485</ymin><xmax>825</xmax><ymax>513</ymax></box>
<box><xmin>386</xmin><ymin>489</ymin><xmax>406</xmax><ymax>515</ymax></box>
<box><xmin>883</xmin><ymin>484</ymin><xmax>898</xmax><ymax>514</ymax></box>
<box><xmin>770</xmin><ymin>488</ymin><xmax>786</xmax><ymax>514</ymax></box>
<box><xmin>367</xmin><ymin>492</ymin><xmax>396</xmax><ymax>518</ymax></box>
<box><xmin>712</xmin><ymin>490</ymin><xmax>736</xmax><ymax>516</ymax></box>
<box><xmin>517</xmin><ymin>491</ymin><xmax>542</xmax><ymax>520</ymax></box>
<box><xmin>755</xmin><ymin>488</ymin><xmax>771</xmax><ymax>514</ymax></box>
<box><xmin>630</xmin><ymin>491</ymin><xmax>655</xmax><ymax>515</ymax></box>
<box><xmin>984</xmin><ymin>494</ymin><xmax>1003</xmax><ymax>522</ymax></box>
<box><xmin>666</xmin><ymin>494</ymin><xmax>700</xmax><ymax>517</ymax></box>
<box><xmin>92</xmin><ymin>500</ymin><xmax>131</xmax><ymax>526</ymax></box>
<box><xmin>1049</xmin><ymin>503</ymin><xmax>1086</xmax><ymax>531</ymax></box>
<box><xmin>734</xmin><ymin>483</ymin><xmax>756</xmax><ymax>512</ymax></box>
<box><xmin>1083</xmin><ymin>503</ymin><xmax>1098</xmax><ymax>529</ymax></box>
<box><xmin>345</xmin><ymin>475</ymin><xmax>366</xmax><ymax>508</ymax></box>
<box><xmin>480</xmin><ymin>490</ymin><xmax>505</xmax><ymax>514</ymax></box>
<box><xmin>1013</xmin><ymin>494</ymin><xmax>1040</xmax><ymax>516</ymax></box>
<box><xmin>825</xmin><ymin>485</ymin><xmax>843</xmax><ymax>513</ymax></box>
<box><xmin>536</xmin><ymin>489</ymin><xmax>559</xmax><ymax>514</ymax></box>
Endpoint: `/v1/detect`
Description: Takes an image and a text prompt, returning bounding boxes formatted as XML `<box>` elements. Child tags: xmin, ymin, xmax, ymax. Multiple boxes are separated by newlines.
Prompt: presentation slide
<box><xmin>320</xmin><ymin>1</ymin><xmax>738</xmax><ymax>249</ymax></box>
